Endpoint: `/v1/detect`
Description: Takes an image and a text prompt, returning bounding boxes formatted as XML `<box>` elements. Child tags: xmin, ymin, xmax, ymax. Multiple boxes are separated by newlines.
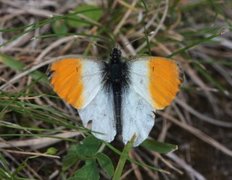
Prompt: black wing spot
<box><xmin>47</xmin><ymin>70</ymin><xmax>54</xmax><ymax>79</ymax></box>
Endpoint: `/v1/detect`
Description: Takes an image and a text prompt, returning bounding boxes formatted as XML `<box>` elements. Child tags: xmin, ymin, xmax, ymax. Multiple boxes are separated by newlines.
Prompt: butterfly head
<box><xmin>110</xmin><ymin>48</ymin><xmax>121</xmax><ymax>63</ymax></box>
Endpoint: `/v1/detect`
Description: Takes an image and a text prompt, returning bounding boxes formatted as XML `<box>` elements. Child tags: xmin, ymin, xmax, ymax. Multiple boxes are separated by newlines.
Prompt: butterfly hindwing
<box><xmin>121</xmin><ymin>87</ymin><xmax>155</xmax><ymax>146</ymax></box>
<box><xmin>78</xmin><ymin>88</ymin><xmax>116</xmax><ymax>142</ymax></box>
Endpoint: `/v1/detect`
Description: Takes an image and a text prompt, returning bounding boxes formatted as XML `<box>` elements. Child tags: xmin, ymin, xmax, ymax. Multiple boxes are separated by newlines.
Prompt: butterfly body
<box><xmin>103</xmin><ymin>48</ymin><xmax>130</xmax><ymax>135</ymax></box>
<box><xmin>50</xmin><ymin>48</ymin><xmax>182</xmax><ymax>146</ymax></box>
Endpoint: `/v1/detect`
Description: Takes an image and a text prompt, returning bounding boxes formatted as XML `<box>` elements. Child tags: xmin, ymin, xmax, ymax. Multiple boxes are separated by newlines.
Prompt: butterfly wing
<box><xmin>129</xmin><ymin>57</ymin><xmax>182</xmax><ymax>110</ymax></box>
<box><xmin>50</xmin><ymin>56</ymin><xmax>182</xmax><ymax>145</ymax></box>
<box><xmin>50</xmin><ymin>57</ymin><xmax>116</xmax><ymax>142</ymax></box>
<box><xmin>78</xmin><ymin>88</ymin><xmax>116</xmax><ymax>142</ymax></box>
<box><xmin>50</xmin><ymin>57</ymin><xmax>103</xmax><ymax>109</ymax></box>
<box><xmin>122</xmin><ymin>57</ymin><xmax>182</xmax><ymax>146</ymax></box>
<box><xmin>121</xmin><ymin>87</ymin><xmax>155</xmax><ymax>146</ymax></box>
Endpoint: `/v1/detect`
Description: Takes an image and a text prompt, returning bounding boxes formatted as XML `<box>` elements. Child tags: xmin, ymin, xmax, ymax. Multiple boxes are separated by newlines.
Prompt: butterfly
<box><xmin>50</xmin><ymin>48</ymin><xmax>182</xmax><ymax>146</ymax></box>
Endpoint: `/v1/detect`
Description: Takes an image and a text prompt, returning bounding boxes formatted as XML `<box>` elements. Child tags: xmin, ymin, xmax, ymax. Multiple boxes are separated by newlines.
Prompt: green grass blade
<box><xmin>141</xmin><ymin>139</ymin><xmax>178</xmax><ymax>154</ymax></box>
<box><xmin>167</xmin><ymin>33</ymin><xmax>221</xmax><ymax>58</ymax></box>
<box><xmin>112</xmin><ymin>135</ymin><xmax>135</xmax><ymax>180</ymax></box>
<box><xmin>0</xmin><ymin>53</ymin><xmax>48</xmax><ymax>85</ymax></box>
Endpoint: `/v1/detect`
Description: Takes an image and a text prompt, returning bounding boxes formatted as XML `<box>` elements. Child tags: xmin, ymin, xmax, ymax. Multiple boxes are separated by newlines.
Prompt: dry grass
<box><xmin>0</xmin><ymin>0</ymin><xmax>232</xmax><ymax>179</ymax></box>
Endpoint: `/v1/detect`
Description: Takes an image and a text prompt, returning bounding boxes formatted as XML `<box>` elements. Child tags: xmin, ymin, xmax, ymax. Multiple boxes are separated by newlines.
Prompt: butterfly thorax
<box><xmin>110</xmin><ymin>63</ymin><xmax>122</xmax><ymax>83</ymax></box>
<box><xmin>103</xmin><ymin>48</ymin><xmax>129</xmax><ymax>84</ymax></box>
<box><xmin>109</xmin><ymin>48</ymin><xmax>123</xmax><ymax>83</ymax></box>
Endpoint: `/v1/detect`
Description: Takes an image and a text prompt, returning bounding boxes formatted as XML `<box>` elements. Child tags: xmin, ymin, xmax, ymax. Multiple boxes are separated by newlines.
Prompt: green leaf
<box><xmin>113</xmin><ymin>135</ymin><xmax>135</xmax><ymax>180</ymax></box>
<box><xmin>67</xmin><ymin>4</ymin><xmax>103</xmax><ymax>27</ymax></box>
<box><xmin>0</xmin><ymin>53</ymin><xmax>48</xmax><ymax>85</ymax></box>
<box><xmin>141</xmin><ymin>139</ymin><xmax>178</xmax><ymax>154</ymax></box>
<box><xmin>62</xmin><ymin>136</ymin><xmax>102</xmax><ymax>171</ymax></box>
<box><xmin>96</xmin><ymin>153</ymin><xmax>114</xmax><ymax>178</ymax></box>
<box><xmin>52</xmin><ymin>19</ymin><xmax>68</xmax><ymax>36</ymax></box>
<box><xmin>77</xmin><ymin>136</ymin><xmax>102</xmax><ymax>157</ymax></box>
<box><xmin>62</xmin><ymin>145</ymin><xmax>80</xmax><ymax>171</ymax></box>
<box><xmin>45</xmin><ymin>147</ymin><xmax>58</xmax><ymax>155</ymax></box>
<box><xmin>69</xmin><ymin>160</ymin><xmax>99</xmax><ymax>180</ymax></box>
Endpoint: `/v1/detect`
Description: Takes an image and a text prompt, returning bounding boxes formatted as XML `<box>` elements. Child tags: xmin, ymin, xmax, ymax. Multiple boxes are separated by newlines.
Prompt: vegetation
<box><xmin>0</xmin><ymin>0</ymin><xmax>232</xmax><ymax>179</ymax></box>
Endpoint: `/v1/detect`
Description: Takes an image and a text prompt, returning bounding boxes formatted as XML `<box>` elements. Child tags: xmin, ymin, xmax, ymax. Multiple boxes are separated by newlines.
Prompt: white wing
<box><xmin>121</xmin><ymin>57</ymin><xmax>181</xmax><ymax>146</ymax></box>
<box><xmin>51</xmin><ymin>56</ymin><xmax>116</xmax><ymax>142</ymax></box>
<box><xmin>78</xmin><ymin>88</ymin><xmax>116</xmax><ymax>142</ymax></box>
<box><xmin>121</xmin><ymin>87</ymin><xmax>155</xmax><ymax>146</ymax></box>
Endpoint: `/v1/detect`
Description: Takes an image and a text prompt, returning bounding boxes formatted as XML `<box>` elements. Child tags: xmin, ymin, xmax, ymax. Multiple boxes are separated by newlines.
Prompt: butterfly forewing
<box><xmin>50</xmin><ymin>57</ymin><xmax>103</xmax><ymax>109</ymax></box>
<box><xmin>128</xmin><ymin>57</ymin><xmax>182</xmax><ymax>110</ymax></box>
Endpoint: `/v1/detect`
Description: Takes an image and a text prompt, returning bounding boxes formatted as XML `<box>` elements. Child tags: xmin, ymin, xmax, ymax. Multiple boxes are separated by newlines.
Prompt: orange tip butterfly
<box><xmin>50</xmin><ymin>48</ymin><xmax>183</xmax><ymax>146</ymax></box>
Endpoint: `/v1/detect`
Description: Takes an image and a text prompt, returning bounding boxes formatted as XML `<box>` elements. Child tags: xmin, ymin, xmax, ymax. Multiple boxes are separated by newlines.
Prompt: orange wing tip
<box><xmin>148</xmin><ymin>57</ymin><xmax>182</xmax><ymax>110</ymax></box>
<box><xmin>50</xmin><ymin>58</ymin><xmax>85</xmax><ymax>109</ymax></box>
